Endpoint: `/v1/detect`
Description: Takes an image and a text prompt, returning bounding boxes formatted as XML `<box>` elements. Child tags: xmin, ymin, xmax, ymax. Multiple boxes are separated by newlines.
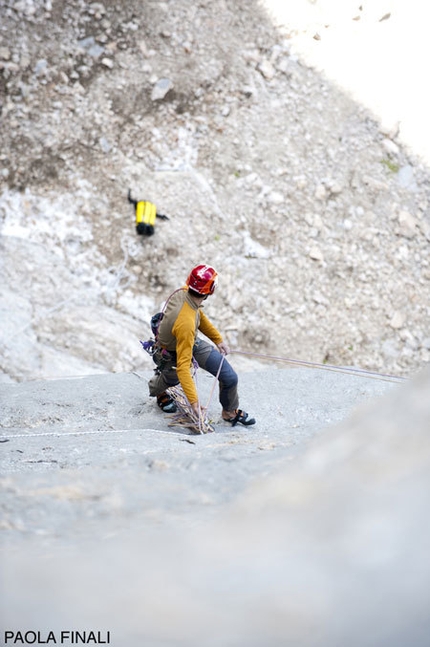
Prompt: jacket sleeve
<box><xmin>198</xmin><ymin>310</ymin><xmax>223</xmax><ymax>345</ymax></box>
<box><xmin>172</xmin><ymin>304</ymin><xmax>199</xmax><ymax>404</ymax></box>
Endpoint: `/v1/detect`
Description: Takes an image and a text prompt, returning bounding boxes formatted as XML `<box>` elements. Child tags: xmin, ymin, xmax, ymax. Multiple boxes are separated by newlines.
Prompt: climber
<box><xmin>148</xmin><ymin>264</ymin><xmax>256</xmax><ymax>427</ymax></box>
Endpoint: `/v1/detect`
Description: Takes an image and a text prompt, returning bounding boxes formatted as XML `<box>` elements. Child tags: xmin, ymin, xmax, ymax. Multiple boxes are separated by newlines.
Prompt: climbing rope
<box><xmin>168</xmin><ymin>353</ymin><xmax>226</xmax><ymax>434</ymax></box>
<box><xmin>0</xmin><ymin>427</ymin><xmax>186</xmax><ymax>440</ymax></box>
<box><xmin>193</xmin><ymin>351</ymin><xmax>226</xmax><ymax>432</ymax></box>
<box><xmin>1</xmin><ymin>345</ymin><xmax>407</xmax><ymax>442</ymax></box>
<box><xmin>230</xmin><ymin>349</ymin><xmax>407</xmax><ymax>384</ymax></box>
<box><xmin>205</xmin><ymin>354</ymin><xmax>225</xmax><ymax>410</ymax></box>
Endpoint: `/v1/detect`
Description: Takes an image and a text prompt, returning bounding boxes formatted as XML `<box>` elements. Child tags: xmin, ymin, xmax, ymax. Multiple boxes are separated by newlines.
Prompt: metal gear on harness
<box><xmin>139</xmin><ymin>290</ymin><xmax>182</xmax><ymax>361</ymax></box>
<box><xmin>140</xmin><ymin>339</ymin><xmax>155</xmax><ymax>356</ymax></box>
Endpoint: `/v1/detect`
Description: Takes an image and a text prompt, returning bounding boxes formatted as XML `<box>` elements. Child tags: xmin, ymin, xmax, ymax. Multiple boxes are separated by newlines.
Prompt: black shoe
<box><xmin>157</xmin><ymin>392</ymin><xmax>177</xmax><ymax>413</ymax></box>
<box><xmin>223</xmin><ymin>409</ymin><xmax>256</xmax><ymax>427</ymax></box>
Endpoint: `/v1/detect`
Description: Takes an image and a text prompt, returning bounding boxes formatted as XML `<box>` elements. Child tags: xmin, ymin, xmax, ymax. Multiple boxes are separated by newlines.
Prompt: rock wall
<box><xmin>1</xmin><ymin>0</ymin><xmax>429</xmax><ymax>382</ymax></box>
<box><xmin>1</xmin><ymin>363</ymin><xmax>429</xmax><ymax>646</ymax></box>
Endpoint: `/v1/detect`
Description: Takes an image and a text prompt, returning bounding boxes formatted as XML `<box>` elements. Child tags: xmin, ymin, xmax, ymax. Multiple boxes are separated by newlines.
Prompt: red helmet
<box><xmin>186</xmin><ymin>264</ymin><xmax>218</xmax><ymax>295</ymax></box>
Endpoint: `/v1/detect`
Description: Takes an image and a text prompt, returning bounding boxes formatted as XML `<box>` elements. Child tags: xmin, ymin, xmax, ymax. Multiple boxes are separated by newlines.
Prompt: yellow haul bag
<box><xmin>136</xmin><ymin>201</ymin><xmax>157</xmax><ymax>226</ymax></box>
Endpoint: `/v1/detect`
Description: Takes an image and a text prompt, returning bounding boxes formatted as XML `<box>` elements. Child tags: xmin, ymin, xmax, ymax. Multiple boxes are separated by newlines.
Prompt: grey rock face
<box><xmin>1</xmin><ymin>364</ymin><xmax>429</xmax><ymax>646</ymax></box>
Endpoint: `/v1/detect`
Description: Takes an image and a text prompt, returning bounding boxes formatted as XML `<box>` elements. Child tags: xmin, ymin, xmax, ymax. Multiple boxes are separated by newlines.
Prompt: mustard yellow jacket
<box><xmin>157</xmin><ymin>288</ymin><xmax>223</xmax><ymax>404</ymax></box>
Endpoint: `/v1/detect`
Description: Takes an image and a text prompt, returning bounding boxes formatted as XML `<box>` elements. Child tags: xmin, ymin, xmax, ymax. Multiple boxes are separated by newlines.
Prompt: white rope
<box><xmin>192</xmin><ymin>352</ymin><xmax>226</xmax><ymax>433</ymax></box>
<box><xmin>1</xmin><ymin>347</ymin><xmax>408</xmax><ymax>441</ymax></box>
<box><xmin>205</xmin><ymin>353</ymin><xmax>225</xmax><ymax>410</ymax></box>
<box><xmin>231</xmin><ymin>349</ymin><xmax>407</xmax><ymax>384</ymax></box>
<box><xmin>0</xmin><ymin>427</ymin><xmax>187</xmax><ymax>440</ymax></box>
<box><xmin>192</xmin><ymin>358</ymin><xmax>206</xmax><ymax>433</ymax></box>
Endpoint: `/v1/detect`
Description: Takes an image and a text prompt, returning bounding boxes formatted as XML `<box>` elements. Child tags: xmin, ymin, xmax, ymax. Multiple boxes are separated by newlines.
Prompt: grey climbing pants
<box><xmin>148</xmin><ymin>337</ymin><xmax>239</xmax><ymax>412</ymax></box>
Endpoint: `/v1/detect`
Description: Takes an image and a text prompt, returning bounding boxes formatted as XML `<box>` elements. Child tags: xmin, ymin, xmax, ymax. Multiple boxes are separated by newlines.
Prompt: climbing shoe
<box><xmin>157</xmin><ymin>392</ymin><xmax>177</xmax><ymax>413</ymax></box>
<box><xmin>222</xmin><ymin>409</ymin><xmax>256</xmax><ymax>427</ymax></box>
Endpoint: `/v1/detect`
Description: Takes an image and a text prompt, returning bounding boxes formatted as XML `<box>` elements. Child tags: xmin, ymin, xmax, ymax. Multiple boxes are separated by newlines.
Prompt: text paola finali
<box><xmin>4</xmin><ymin>631</ymin><xmax>111</xmax><ymax>644</ymax></box>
